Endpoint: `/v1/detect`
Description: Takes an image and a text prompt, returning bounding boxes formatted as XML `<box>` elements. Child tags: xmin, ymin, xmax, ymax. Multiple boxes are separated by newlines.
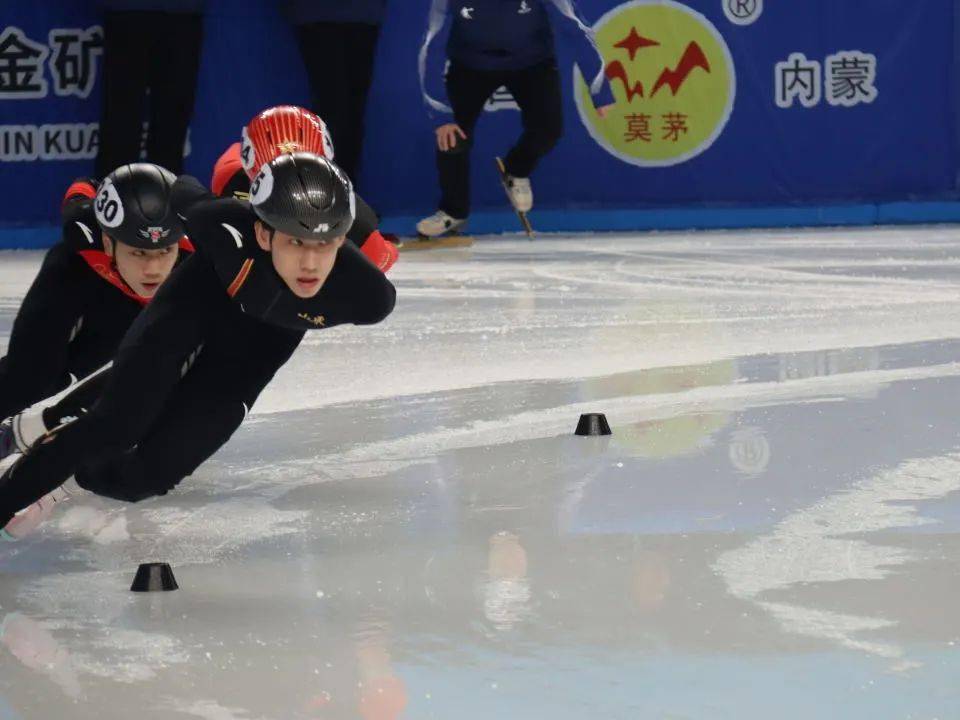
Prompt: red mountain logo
<box><xmin>605</xmin><ymin>28</ymin><xmax>711</xmax><ymax>101</ymax></box>
<box><xmin>651</xmin><ymin>42</ymin><xmax>711</xmax><ymax>96</ymax></box>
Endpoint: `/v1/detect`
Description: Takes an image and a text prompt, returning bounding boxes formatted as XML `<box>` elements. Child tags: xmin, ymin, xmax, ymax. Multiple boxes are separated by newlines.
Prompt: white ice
<box><xmin>1</xmin><ymin>227</ymin><xmax>960</xmax><ymax>719</ymax></box>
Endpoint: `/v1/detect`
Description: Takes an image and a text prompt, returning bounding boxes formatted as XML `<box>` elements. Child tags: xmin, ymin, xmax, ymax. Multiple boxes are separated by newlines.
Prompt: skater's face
<box><xmin>255</xmin><ymin>221</ymin><xmax>345</xmax><ymax>298</ymax></box>
<box><xmin>104</xmin><ymin>236</ymin><xmax>179</xmax><ymax>298</ymax></box>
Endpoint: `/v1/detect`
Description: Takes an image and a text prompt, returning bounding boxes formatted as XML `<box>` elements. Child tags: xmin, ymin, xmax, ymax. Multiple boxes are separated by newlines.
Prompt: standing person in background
<box><xmin>285</xmin><ymin>1</ymin><xmax>387</xmax><ymax>187</ymax></box>
<box><xmin>416</xmin><ymin>0</ymin><xmax>612</xmax><ymax>238</ymax></box>
<box><xmin>95</xmin><ymin>1</ymin><xmax>205</xmax><ymax>177</ymax></box>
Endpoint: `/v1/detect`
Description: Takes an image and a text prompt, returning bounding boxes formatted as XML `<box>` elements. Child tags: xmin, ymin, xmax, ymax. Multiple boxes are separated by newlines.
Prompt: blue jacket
<box><xmin>420</xmin><ymin>0</ymin><xmax>611</xmax><ymax>112</ymax></box>
<box><xmin>283</xmin><ymin>0</ymin><xmax>388</xmax><ymax>25</ymax></box>
<box><xmin>448</xmin><ymin>0</ymin><xmax>555</xmax><ymax>71</ymax></box>
<box><xmin>99</xmin><ymin>0</ymin><xmax>205</xmax><ymax>11</ymax></box>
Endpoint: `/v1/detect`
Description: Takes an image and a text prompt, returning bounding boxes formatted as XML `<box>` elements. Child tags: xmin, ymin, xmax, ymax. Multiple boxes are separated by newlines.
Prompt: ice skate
<box><xmin>403</xmin><ymin>211</ymin><xmax>473</xmax><ymax>251</ymax></box>
<box><xmin>503</xmin><ymin>173</ymin><xmax>533</xmax><ymax>213</ymax></box>
<box><xmin>1</xmin><ymin>478</ymin><xmax>84</xmax><ymax>542</ymax></box>
<box><xmin>0</xmin><ymin>420</ymin><xmax>14</xmax><ymax>462</ymax></box>
<box><xmin>0</xmin><ymin>407</ymin><xmax>49</xmax><ymax>461</ymax></box>
<box><xmin>416</xmin><ymin>210</ymin><xmax>467</xmax><ymax>238</ymax></box>
<box><xmin>495</xmin><ymin>157</ymin><xmax>534</xmax><ymax>238</ymax></box>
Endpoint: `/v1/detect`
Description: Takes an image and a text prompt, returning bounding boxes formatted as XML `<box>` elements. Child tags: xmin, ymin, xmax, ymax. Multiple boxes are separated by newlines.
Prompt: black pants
<box><xmin>296</xmin><ymin>21</ymin><xmax>381</xmax><ymax>186</ymax></box>
<box><xmin>0</xmin><ymin>257</ymin><xmax>303</xmax><ymax>523</ymax></box>
<box><xmin>96</xmin><ymin>11</ymin><xmax>203</xmax><ymax>177</ymax></box>
<box><xmin>438</xmin><ymin>59</ymin><xmax>563</xmax><ymax>219</ymax></box>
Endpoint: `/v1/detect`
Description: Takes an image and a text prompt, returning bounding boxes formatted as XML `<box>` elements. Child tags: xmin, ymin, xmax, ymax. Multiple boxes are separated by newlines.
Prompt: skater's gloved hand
<box><xmin>360</xmin><ymin>231</ymin><xmax>398</xmax><ymax>273</ymax></box>
<box><xmin>436</xmin><ymin>124</ymin><xmax>467</xmax><ymax>152</ymax></box>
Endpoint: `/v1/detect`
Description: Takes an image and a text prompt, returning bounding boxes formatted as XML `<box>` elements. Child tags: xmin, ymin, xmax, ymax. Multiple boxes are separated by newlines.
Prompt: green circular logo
<box><xmin>575</xmin><ymin>0</ymin><xmax>736</xmax><ymax>167</ymax></box>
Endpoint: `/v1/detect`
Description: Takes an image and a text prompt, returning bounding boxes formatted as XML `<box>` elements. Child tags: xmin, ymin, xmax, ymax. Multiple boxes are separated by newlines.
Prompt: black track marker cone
<box><xmin>575</xmin><ymin>413</ymin><xmax>612</xmax><ymax>436</ymax></box>
<box><xmin>131</xmin><ymin>562</ymin><xmax>179</xmax><ymax>592</ymax></box>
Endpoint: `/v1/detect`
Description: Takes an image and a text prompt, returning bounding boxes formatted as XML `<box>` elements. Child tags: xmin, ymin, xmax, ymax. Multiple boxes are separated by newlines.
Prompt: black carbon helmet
<box><xmin>249</xmin><ymin>152</ymin><xmax>355</xmax><ymax>241</ymax></box>
<box><xmin>93</xmin><ymin>163</ymin><xmax>184</xmax><ymax>249</ymax></box>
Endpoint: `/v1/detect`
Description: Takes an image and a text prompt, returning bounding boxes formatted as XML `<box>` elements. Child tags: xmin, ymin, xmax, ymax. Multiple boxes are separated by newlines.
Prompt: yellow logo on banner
<box><xmin>575</xmin><ymin>0</ymin><xmax>736</xmax><ymax>166</ymax></box>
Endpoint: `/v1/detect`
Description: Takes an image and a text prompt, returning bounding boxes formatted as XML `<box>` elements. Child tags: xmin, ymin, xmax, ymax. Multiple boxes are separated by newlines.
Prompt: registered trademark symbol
<box><xmin>724</xmin><ymin>0</ymin><xmax>763</xmax><ymax>25</ymax></box>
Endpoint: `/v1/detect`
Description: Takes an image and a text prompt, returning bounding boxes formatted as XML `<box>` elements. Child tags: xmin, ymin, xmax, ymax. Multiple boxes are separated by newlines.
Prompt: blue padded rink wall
<box><xmin>1</xmin><ymin>0</ymin><xmax>960</xmax><ymax>241</ymax></box>
<box><xmin>3</xmin><ymin>3</ymin><xmax>960</xmax><ymax>720</ymax></box>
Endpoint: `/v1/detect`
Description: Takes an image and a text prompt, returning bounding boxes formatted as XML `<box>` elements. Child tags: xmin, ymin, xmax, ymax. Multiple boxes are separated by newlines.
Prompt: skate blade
<box><xmin>398</xmin><ymin>235</ymin><xmax>474</xmax><ymax>251</ymax></box>
<box><xmin>517</xmin><ymin>211</ymin><xmax>534</xmax><ymax>239</ymax></box>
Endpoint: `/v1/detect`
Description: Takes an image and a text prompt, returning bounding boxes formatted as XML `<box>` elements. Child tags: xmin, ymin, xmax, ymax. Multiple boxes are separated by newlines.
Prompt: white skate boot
<box><xmin>494</xmin><ymin>157</ymin><xmax>534</xmax><ymax>237</ymax></box>
<box><xmin>416</xmin><ymin>210</ymin><xmax>467</xmax><ymax>238</ymax></box>
<box><xmin>503</xmin><ymin>175</ymin><xmax>533</xmax><ymax>213</ymax></box>
<box><xmin>0</xmin><ymin>407</ymin><xmax>49</xmax><ymax>461</ymax></box>
<box><xmin>1</xmin><ymin>478</ymin><xmax>84</xmax><ymax>542</ymax></box>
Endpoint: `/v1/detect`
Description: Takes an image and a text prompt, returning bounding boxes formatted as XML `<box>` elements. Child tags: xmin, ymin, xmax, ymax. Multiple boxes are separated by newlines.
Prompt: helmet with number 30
<box><xmin>93</xmin><ymin>163</ymin><xmax>184</xmax><ymax>250</ymax></box>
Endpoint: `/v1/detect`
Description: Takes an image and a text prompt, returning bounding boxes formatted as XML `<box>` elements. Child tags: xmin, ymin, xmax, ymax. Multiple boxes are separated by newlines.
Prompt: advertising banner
<box><xmin>0</xmin><ymin>0</ymin><xmax>957</xmax><ymax>240</ymax></box>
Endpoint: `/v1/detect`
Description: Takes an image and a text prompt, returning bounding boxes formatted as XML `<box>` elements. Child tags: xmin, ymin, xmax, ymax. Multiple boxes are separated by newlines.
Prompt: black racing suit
<box><xmin>37</xmin><ymin>164</ymin><xmax>392</xmax><ymax>432</ymax></box>
<box><xmin>0</xmin><ymin>179</ymin><xmax>396</xmax><ymax>523</ymax></box>
<box><xmin>0</xmin><ymin>180</ymin><xmax>193</xmax><ymax>425</ymax></box>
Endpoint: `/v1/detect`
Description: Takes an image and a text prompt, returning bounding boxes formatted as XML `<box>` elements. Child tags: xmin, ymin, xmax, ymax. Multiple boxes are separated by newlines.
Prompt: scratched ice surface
<box><xmin>1</xmin><ymin>227</ymin><xmax>959</xmax><ymax>719</ymax></box>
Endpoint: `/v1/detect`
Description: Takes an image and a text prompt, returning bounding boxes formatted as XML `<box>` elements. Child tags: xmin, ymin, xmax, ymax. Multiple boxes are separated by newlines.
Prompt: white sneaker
<box><xmin>505</xmin><ymin>176</ymin><xmax>533</xmax><ymax>213</ymax></box>
<box><xmin>1</xmin><ymin>478</ymin><xmax>84</xmax><ymax>541</ymax></box>
<box><xmin>416</xmin><ymin>210</ymin><xmax>467</xmax><ymax>238</ymax></box>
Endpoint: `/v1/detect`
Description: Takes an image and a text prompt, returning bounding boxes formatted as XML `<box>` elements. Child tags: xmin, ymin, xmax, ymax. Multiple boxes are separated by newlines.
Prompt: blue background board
<box><xmin>1</xmin><ymin>0</ymin><xmax>959</xmax><ymax>245</ymax></box>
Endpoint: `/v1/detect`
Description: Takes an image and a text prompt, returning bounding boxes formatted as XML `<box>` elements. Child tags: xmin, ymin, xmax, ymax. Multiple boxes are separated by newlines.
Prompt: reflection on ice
<box><xmin>482</xmin><ymin>531</ymin><xmax>532</xmax><ymax>632</ymax></box>
<box><xmin>1</xmin><ymin>612</ymin><xmax>82</xmax><ymax>699</ymax></box>
<box><xmin>727</xmin><ymin>426</ymin><xmax>771</xmax><ymax>475</ymax></box>
<box><xmin>715</xmin><ymin>453</ymin><xmax>960</xmax><ymax>666</ymax></box>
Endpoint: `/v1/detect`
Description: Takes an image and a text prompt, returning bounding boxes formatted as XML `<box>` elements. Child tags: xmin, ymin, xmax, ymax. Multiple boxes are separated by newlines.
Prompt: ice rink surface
<box><xmin>1</xmin><ymin>227</ymin><xmax>960</xmax><ymax>719</ymax></box>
